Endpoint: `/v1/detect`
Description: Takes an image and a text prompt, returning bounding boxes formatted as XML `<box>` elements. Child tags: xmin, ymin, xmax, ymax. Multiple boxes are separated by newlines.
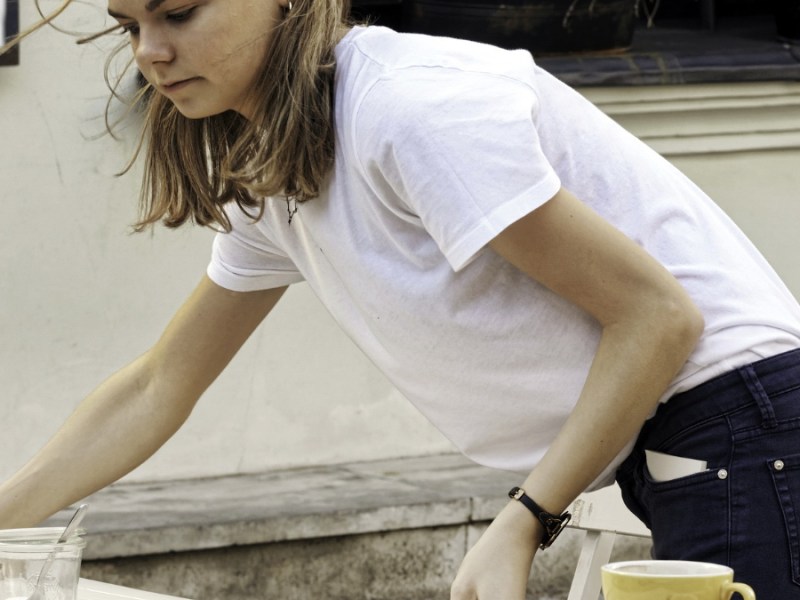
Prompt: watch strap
<box><xmin>508</xmin><ymin>486</ymin><xmax>572</xmax><ymax>549</ymax></box>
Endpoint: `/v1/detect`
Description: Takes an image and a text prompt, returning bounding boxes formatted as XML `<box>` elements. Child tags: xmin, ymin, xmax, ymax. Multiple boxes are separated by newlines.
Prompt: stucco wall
<box><xmin>1</xmin><ymin>2</ymin><xmax>798</xmax><ymax>485</ymax></box>
<box><xmin>0</xmin><ymin>2</ymin><xmax>453</xmax><ymax>484</ymax></box>
<box><xmin>670</xmin><ymin>150</ymin><xmax>800</xmax><ymax>296</ymax></box>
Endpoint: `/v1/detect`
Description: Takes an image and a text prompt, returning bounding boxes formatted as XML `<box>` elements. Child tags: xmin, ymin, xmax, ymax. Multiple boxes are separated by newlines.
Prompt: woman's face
<box><xmin>107</xmin><ymin>0</ymin><xmax>286</xmax><ymax>120</ymax></box>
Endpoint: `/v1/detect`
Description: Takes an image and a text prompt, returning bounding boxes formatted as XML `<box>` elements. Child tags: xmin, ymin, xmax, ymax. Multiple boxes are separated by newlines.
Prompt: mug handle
<box><xmin>722</xmin><ymin>582</ymin><xmax>755</xmax><ymax>600</ymax></box>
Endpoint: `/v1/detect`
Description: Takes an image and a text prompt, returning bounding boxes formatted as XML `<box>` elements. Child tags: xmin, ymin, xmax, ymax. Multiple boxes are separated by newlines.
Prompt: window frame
<box><xmin>1</xmin><ymin>0</ymin><xmax>19</xmax><ymax>67</ymax></box>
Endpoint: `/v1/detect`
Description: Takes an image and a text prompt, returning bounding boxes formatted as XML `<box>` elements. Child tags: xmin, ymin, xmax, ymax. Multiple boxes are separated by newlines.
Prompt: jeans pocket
<box><xmin>643</xmin><ymin>466</ymin><xmax>729</xmax><ymax>562</ymax></box>
<box><xmin>769</xmin><ymin>453</ymin><xmax>800</xmax><ymax>585</ymax></box>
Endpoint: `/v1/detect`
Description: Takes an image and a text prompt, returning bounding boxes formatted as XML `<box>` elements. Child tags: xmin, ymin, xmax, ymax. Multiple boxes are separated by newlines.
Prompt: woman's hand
<box><xmin>451</xmin><ymin>500</ymin><xmax>542</xmax><ymax>600</ymax></box>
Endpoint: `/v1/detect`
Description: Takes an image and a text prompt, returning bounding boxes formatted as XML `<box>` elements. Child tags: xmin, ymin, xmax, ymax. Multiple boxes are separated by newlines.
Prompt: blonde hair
<box><xmin>2</xmin><ymin>0</ymin><xmax>351</xmax><ymax>231</ymax></box>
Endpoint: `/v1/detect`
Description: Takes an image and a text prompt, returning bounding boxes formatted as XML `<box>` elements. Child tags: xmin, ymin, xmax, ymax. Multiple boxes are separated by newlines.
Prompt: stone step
<box><xmin>45</xmin><ymin>454</ymin><xmax>651</xmax><ymax>599</ymax></box>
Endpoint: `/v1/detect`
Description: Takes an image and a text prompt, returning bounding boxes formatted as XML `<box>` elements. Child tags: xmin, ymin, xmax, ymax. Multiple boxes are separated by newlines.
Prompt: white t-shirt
<box><xmin>208</xmin><ymin>26</ymin><xmax>800</xmax><ymax>489</ymax></box>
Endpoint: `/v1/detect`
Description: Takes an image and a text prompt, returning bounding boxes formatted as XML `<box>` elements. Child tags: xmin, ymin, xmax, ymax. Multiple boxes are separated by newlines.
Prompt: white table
<box><xmin>77</xmin><ymin>579</ymin><xmax>191</xmax><ymax>600</ymax></box>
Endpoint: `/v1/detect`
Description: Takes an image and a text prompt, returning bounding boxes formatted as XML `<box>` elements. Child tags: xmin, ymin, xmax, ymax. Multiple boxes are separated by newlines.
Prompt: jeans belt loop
<box><xmin>738</xmin><ymin>364</ymin><xmax>778</xmax><ymax>429</ymax></box>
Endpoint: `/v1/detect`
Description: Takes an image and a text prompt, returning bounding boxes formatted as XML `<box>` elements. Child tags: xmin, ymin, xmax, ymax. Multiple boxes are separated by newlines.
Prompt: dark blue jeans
<box><xmin>616</xmin><ymin>348</ymin><xmax>800</xmax><ymax>598</ymax></box>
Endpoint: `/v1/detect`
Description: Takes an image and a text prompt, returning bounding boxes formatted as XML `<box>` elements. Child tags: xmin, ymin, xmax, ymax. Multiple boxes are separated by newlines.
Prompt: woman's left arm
<box><xmin>450</xmin><ymin>187</ymin><xmax>705</xmax><ymax>600</ymax></box>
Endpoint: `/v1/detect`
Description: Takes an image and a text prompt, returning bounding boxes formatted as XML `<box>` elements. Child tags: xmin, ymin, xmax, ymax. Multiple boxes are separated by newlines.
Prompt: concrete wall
<box><xmin>2</xmin><ymin>2</ymin><xmax>799</xmax><ymax>486</ymax></box>
<box><xmin>0</xmin><ymin>1</ymin><xmax>453</xmax><ymax>485</ymax></box>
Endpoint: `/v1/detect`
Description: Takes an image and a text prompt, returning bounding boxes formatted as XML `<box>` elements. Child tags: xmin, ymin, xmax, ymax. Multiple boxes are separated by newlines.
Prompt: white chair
<box><xmin>78</xmin><ymin>579</ymin><xmax>192</xmax><ymax>600</ymax></box>
<box><xmin>565</xmin><ymin>485</ymin><xmax>652</xmax><ymax>600</ymax></box>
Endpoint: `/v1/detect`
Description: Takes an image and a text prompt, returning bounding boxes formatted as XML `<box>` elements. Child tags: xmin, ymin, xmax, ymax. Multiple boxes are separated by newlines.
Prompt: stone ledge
<box><xmin>579</xmin><ymin>80</ymin><xmax>800</xmax><ymax>156</ymax></box>
<box><xmin>45</xmin><ymin>454</ymin><xmax>652</xmax><ymax>599</ymax></box>
<box><xmin>46</xmin><ymin>454</ymin><xmax>520</xmax><ymax>561</ymax></box>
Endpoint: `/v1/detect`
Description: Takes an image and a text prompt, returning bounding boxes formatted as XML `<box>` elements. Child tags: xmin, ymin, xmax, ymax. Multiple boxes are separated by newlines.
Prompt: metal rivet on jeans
<box><xmin>717</xmin><ymin>469</ymin><xmax>728</xmax><ymax>480</ymax></box>
<box><xmin>774</xmin><ymin>460</ymin><xmax>785</xmax><ymax>471</ymax></box>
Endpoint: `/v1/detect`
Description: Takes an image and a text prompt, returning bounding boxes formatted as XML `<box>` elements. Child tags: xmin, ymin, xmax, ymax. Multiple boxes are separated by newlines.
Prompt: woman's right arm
<box><xmin>0</xmin><ymin>275</ymin><xmax>286</xmax><ymax>527</ymax></box>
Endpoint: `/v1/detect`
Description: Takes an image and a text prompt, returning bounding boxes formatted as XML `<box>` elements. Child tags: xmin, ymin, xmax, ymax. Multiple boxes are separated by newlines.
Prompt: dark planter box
<box><xmin>402</xmin><ymin>0</ymin><xmax>639</xmax><ymax>54</ymax></box>
<box><xmin>351</xmin><ymin>0</ymin><xmax>406</xmax><ymax>30</ymax></box>
<box><xmin>775</xmin><ymin>0</ymin><xmax>800</xmax><ymax>41</ymax></box>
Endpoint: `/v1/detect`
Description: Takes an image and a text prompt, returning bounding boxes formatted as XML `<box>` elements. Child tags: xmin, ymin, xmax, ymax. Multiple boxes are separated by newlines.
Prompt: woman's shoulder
<box><xmin>337</xmin><ymin>26</ymin><xmax>539</xmax><ymax>92</ymax></box>
<box><xmin>336</xmin><ymin>26</ymin><xmax>544</xmax><ymax>139</ymax></box>
<box><xmin>335</xmin><ymin>30</ymin><xmax>555</xmax><ymax>180</ymax></box>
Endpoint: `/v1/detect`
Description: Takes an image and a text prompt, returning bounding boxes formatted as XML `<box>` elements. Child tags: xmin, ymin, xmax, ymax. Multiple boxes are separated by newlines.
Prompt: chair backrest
<box><xmin>565</xmin><ymin>484</ymin><xmax>651</xmax><ymax>600</ymax></box>
<box><xmin>568</xmin><ymin>484</ymin><xmax>650</xmax><ymax>537</ymax></box>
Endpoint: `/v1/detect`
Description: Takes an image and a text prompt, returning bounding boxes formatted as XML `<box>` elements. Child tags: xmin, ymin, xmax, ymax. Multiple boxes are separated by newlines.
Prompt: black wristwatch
<box><xmin>508</xmin><ymin>486</ymin><xmax>572</xmax><ymax>549</ymax></box>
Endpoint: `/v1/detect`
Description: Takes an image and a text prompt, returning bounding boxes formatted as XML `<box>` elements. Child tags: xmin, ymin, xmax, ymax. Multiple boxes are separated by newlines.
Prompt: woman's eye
<box><xmin>167</xmin><ymin>7</ymin><xmax>197</xmax><ymax>22</ymax></box>
<box><xmin>115</xmin><ymin>5</ymin><xmax>195</xmax><ymax>37</ymax></box>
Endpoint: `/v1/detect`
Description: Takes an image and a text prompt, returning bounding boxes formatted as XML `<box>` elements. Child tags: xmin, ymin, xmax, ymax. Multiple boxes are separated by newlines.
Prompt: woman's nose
<box><xmin>133</xmin><ymin>27</ymin><xmax>175</xmax><ymax>67</ymax></box>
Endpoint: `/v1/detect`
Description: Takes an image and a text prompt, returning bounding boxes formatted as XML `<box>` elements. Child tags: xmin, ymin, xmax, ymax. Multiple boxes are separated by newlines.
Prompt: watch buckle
<box><xmin>539</xmin><ymin>511</ymin><xmax>572</xmax><ymax>549</ymax></box>
<box><xmin>509</xmin><ymin>487</ymin><xmax>525</xmax><ymax>501</ymax></box>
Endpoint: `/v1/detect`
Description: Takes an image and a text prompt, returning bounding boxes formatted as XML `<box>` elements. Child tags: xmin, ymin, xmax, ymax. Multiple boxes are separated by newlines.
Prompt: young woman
<box><xmin>2</xmin><ymin>1</ymin><xmax>800</xmax><ymax>598</ymax></box>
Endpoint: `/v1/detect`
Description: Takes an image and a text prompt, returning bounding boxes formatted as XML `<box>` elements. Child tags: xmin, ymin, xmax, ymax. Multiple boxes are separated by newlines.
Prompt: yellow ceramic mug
<box><xmin>601</xmin><ymin>560</ymin><xmax>755</xmax><ymax>600</ymax></box>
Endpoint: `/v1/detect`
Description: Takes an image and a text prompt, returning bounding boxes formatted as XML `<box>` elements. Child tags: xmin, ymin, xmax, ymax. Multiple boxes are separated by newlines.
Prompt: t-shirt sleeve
<box><xmin>354</xmin><ymin>68</ymin><xmax>561</xmax><ymax>271</ymax></box>
<box><xmin>207</xmin><ymin>205</ymin><xmax>305</xmax><ymax>292</ymax></box>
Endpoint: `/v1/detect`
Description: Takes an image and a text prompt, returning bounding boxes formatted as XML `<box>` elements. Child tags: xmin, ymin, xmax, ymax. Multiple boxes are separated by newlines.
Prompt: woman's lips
<box><xmin>162</xmin><ymin>77</ymin><xmax>199</xmax><ymax>93</ymax></box>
